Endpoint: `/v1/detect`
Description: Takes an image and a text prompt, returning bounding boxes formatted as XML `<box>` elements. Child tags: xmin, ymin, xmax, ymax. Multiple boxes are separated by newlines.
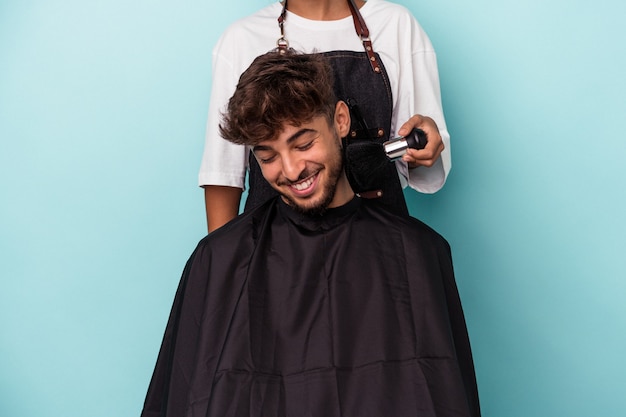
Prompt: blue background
<box><xmin>1</xmin><ymin>1</ymin><xmax>625</xmax><ymax>416</ymax></box>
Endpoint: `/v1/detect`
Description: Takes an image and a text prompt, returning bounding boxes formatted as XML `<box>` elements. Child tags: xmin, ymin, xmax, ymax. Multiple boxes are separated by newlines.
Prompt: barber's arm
<box><xmin>204</xmin><ymin>185</ymin><xmax>243</xmax><ymax>233</ymax></box>
<box><xmin>397</xmin><ymin>114</ymin><xmax>444</xmax><ymax>169</ymax></box>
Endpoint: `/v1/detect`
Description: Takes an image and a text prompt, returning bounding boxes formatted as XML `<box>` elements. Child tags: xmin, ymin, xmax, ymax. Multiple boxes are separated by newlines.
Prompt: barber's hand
<box><xmin>397</xmin><ymin>114</ymin><xmax>444</xmax><ymax>169</ymax></box>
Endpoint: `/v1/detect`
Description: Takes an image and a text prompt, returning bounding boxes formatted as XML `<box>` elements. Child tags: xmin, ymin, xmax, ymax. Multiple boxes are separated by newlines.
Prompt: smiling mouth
<box><xmin>288</xmin><ymin>172</ymin><xmax>319</xmax><ymax>195</ymax></box>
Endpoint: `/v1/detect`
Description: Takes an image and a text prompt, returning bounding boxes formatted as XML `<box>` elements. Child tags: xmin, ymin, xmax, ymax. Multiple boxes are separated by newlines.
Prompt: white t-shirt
<box><xmin>199</xmin><ymin>0</ymin><xmax>450</xmax><ymax>194</ymax></box>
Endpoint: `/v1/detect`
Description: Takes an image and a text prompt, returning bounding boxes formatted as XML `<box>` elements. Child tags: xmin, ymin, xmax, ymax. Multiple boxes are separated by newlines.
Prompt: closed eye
<box><xmin>296</xmin><ymin>140</ymin><xmax>315</xmax><ymax>151</ymax></box>
<box><xmin>256</xmin><ymin>154</ymin><xmax>277</xmax><ymax>164</ymax></box>
<box><xmin>253</xmin><ymin>147</ymin><xmax>277</xmax><ymax>164</ymax></box>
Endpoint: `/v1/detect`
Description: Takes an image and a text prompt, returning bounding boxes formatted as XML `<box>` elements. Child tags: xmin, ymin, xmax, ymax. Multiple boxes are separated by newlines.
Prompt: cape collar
<box><xmin>277</xmin><ymin>195</ymin><xmax>361</xmax><ymax>232</ymax></box>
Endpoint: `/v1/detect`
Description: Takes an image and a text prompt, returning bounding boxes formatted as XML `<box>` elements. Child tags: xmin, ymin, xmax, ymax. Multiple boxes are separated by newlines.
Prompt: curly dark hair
<box><xmin>219</xmin><ymin>51</ymin><xmax>337</xmax><ymax>146</ymax></box>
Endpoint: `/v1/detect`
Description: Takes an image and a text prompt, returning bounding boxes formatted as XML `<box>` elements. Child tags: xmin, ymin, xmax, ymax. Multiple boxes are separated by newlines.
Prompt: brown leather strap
<box><xmin>277</xmin><ymin>0</ymin><xmax>289</xmax><ymax>53</ymax></box>
<box><xmin>347</xmin><ymin>0</ymin><xmax>369</xmax><ymax>38</ymax></box>
<box><xmin>346</xmin><ymin>0</ymin><xmax>381</xmax><ymax>73</ymax></box>
<box><xmin>357</xmin><ymin>190</ymin><xmax>383</xmax><ymax>199</ymax></box>
<box><xmin>277</xmin><ymin>0</ymin><xmax>381</xmax><ymax>73</ymax></box>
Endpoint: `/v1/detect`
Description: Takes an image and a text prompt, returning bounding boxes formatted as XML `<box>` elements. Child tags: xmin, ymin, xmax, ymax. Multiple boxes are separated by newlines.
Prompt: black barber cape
<box><xmin>141</xmin><ymin>197</ymin><xmax>480</xmax><ymax>417</ymax></box>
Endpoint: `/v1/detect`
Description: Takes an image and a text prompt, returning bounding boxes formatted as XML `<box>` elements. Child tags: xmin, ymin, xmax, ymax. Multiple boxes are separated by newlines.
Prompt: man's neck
<box><xmin>285</xmin><ymin>0</ymin><xmax>366</xmax><ymax>21</ymax></box>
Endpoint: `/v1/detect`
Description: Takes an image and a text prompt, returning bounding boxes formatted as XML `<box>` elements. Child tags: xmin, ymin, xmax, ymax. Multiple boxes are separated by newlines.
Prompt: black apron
<box><xmin>245</xmin><ymin>0</ymin><xmax>408</xmax><ymax>217</ymax></box>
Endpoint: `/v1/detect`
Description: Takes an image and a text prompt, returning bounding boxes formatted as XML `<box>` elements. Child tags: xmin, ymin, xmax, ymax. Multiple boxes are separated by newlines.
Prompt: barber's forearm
<box><xmin>204</xmin><ymin>185</ymin><xmax>243</xmax><ymax>233</ymax></box>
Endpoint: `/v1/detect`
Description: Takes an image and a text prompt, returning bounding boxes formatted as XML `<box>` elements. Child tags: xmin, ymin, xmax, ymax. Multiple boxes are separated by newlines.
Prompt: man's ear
<box><xmin>334</xmin><ymin>101</ymin><xmax>351</xmax><ymax>139</ymax></box>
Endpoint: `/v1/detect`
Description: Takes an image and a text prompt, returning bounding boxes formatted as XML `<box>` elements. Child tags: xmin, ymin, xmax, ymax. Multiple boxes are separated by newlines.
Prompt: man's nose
<box><xmin>281</xmin><ymin>154</ymin><xmax>305</xmax><ymax>182</ymax></box>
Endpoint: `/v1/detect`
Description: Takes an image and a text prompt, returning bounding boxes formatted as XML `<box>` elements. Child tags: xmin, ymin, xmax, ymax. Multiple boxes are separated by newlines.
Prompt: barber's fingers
<box><xmin>397</xmin><ymin>114</ymin><xmax>444</xmax><ymax>168</ymax></box>
<box><xmin>397</xmin><ymin>114</ymin><xmax>439</xmax><ymax>137</ymax></box>
<box><xmin>402</xmin><ymin>137</ymin><xmax>444</xmax><ymax>168</ymax></box>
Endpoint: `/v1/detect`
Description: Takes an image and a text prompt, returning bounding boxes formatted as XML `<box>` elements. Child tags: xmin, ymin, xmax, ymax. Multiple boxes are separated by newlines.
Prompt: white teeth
<box><xmin>292</xmin><ymin>176</ymin><xmax>314</xmax><ymax>191</ymax></box>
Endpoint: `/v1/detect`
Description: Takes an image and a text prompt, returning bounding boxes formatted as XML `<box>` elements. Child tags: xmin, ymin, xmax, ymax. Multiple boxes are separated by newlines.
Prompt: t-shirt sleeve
<box><xmin>393</xmin><ymin>15</ymin><xmax>451</xmax><ymax>194</ymax></box>
<box><xmin>198</xmin><ymin>36</ymin><xmax>249</xmax><ymax>190</ymax></box>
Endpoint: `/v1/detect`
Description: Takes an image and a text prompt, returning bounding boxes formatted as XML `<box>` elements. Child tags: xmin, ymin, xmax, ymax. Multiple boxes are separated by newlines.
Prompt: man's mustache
<box><xmin>276</xmin><ymin>166</ymin><xmax>321</xmax><ymax>186</ymax></box>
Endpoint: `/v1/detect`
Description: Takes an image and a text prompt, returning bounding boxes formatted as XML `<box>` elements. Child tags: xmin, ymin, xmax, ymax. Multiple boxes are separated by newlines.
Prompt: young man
<box><xmin>142</xmin><ymin>53</ymin><xmax>479</xmax><ymax>417</ymax></box>
<box><xmin>200</xmin><ymin>0</ymin><xmax>450</xmax><ymax>232</ymax></box>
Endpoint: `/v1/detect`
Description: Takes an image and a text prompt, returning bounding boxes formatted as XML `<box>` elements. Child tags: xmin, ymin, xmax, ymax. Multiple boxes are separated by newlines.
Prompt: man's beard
<box><xmin>279</xmin><ymin>138</ymin><xmax>344</xmax><ymax>217</ymax></box>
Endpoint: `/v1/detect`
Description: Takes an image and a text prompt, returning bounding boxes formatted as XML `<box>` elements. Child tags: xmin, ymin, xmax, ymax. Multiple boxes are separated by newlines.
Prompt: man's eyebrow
<box><xmin>252</xmin><ymin>144</ymin><xmax>273</xmax><ymax>152</ymax></box>
<box><xmin>286</xmin><ymin>128</ymin><xmax>316</xmax><ymax>144</ymax></box>
<box><xmin>253</xmin><ymin>128</ymin><xmax>317</xmax><ymax>152</ymax></box>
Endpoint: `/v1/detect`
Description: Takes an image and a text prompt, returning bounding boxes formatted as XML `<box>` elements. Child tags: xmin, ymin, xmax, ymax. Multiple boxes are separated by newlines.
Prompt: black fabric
<box><xmin>245</xmin><ymin>51</ymin><xmax>409</xmax><ymax>217</ymax></box>
<box><xmin>141</xmin><ymin>198</ymin><xmax>480</xmax><ymax>417</ymax></box>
